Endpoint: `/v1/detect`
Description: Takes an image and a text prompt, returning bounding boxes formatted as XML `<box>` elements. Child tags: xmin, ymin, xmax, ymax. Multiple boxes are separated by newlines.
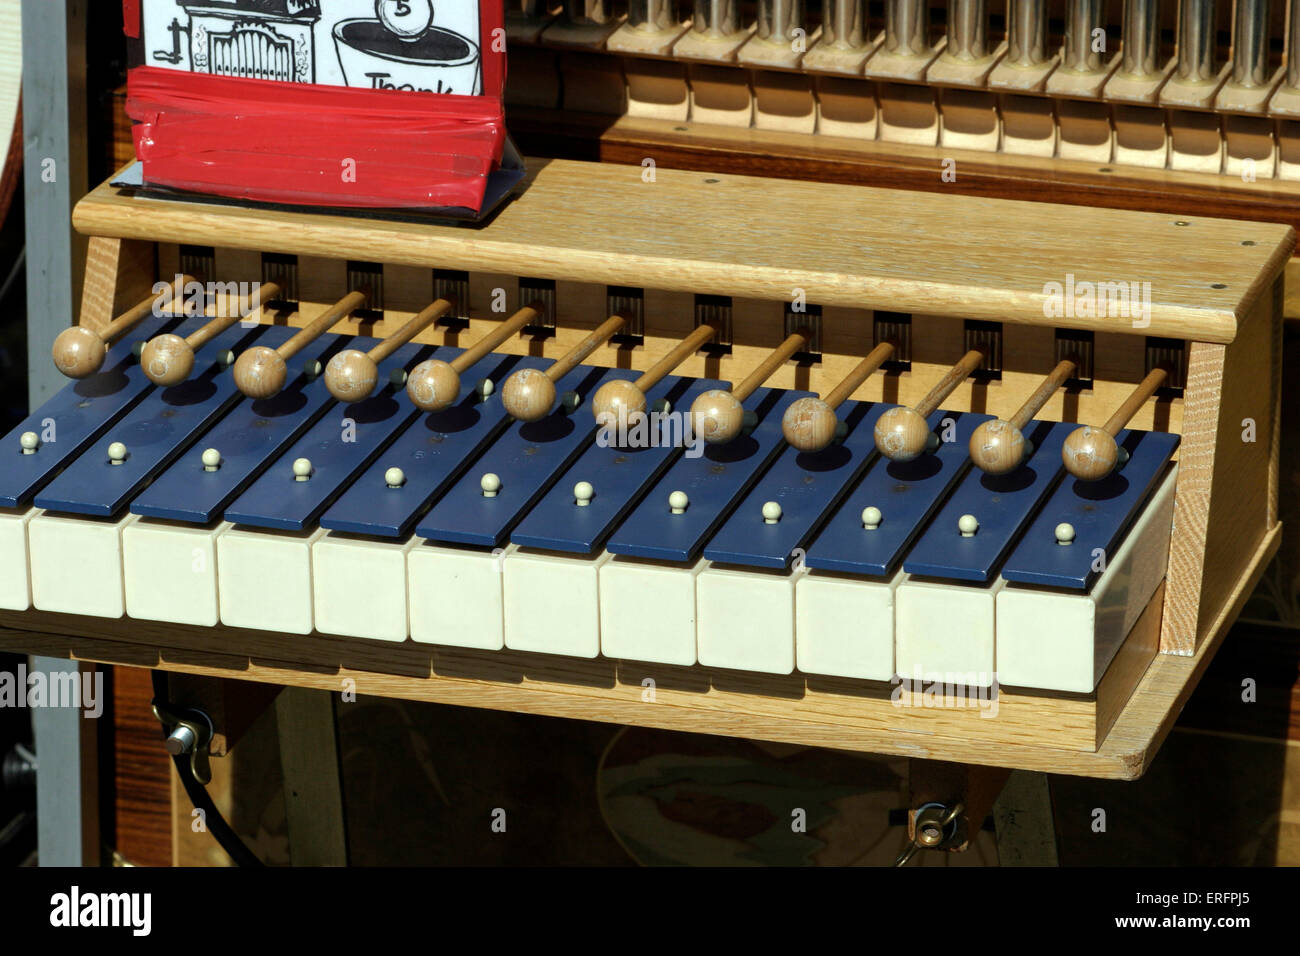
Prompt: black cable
<box><xmin>151</xmin><ymin>670</ymin><xmax>265</xmax><ymax>868</ymax></box>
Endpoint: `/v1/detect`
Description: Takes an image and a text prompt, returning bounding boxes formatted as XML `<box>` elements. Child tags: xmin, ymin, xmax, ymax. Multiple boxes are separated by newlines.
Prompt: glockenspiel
<box><xmin>0</xmin><ymin>157</ymin><xmax>1287</xmax><ymax>782</ymax></box>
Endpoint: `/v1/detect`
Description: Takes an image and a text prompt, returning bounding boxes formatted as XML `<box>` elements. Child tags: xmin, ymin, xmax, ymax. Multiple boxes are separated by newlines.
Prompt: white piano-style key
<box><xmin>123</xmin><ymin>518</ymin><xmax>228</xmax><ymax>627</ymax></box>
<box><xmin>696</xmin><ymin>564</ymin><xmax>796</xmax><ymax>675</ymax></box>
<box><xmin>408</xmin><ymin>541</ymin><xmax>509</xmax><ymax>650</ymax></box>
<box><xmin>312</xmin><ymin>532</ymin><xmax>418</xmax><ymax>642</ymax></box>
<box><xmin>29</xmin><ymin>511</ymin><xmax>137</xmax><ymax>618</ymax></box>
<box><xmin>895</xmin><ymin>573</ymin><xmax>1005</xmax><ymax>683</ymax></box>
<box><xmin>794</xmin><ymin>567</ymin><xmax>904</xmax><ymax>681</ymax></box>
<box><xmin>599</xmin><ymin>554</ymin><xmax>704</xmax><ymax>666</ymax></box>
<box><xmin>217</xmin><ymin>525</ymin><xmax>324</xmax><ymax>634</ymax></box>
<box><xmin>997</xmin><ymin>466</ymin><xmax>1178</xmax><ymax>693</ymax></box>
<box><xmin>503</xmin><ymin>548</ymin><xmax>609</xmax><ymax>658</ymax></box>
<box><xmin>0</xmin><ymin>507</ymin><xmax>36</xmax><ymax>611</ymax></box>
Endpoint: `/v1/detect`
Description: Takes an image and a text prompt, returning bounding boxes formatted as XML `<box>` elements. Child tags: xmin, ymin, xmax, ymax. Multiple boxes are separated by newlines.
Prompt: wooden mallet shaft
<box><xmin>450</xmin><ymin>304</ymin><xmax>541</xmax><ymax>373</ymax></box>
<box><xmin>1102</xmin><ymin>367</ymin><xmax>1168</xmax><ymax>436</ymax></box>
<box><xmin>915</xmin><ymin>348</ymin><xmax>986</xmax><ymax>417</ymax></box>
<box><xmin>824</xmin><ymin>341</ymin><xmax>896</xmax><ymax>410</ymax></box>
<box><xmin>105</xmin><ymin>274</ymin><xmax>195</xmax><ymax>341</ymax></box>
<box><xmin>547</xmin><ymin>314</ymin><xmax>627</xmax><ymax>381</ymax></box>
<box><xmin>187</xmin><ymin>282</ymin><xmax>281</xmax><ymax>353</ymax></box>
<box><xmin>282</xmin><ymin>290</ymin><xmax>368</xmax><ymax>362</ymax></box>
<box><xmin>1008</xmin><ymin>359</ymin><xmax>1076</xmax><ymax>431</ymax></box>
<box><xmin>634</xmin><ymin>322</ymin><xmax>719</xmax><ymax>393</ymax></box>
<box><xmin>733</xmin><ymin>327</ymin><xmax>811</xmax><ymax>402</ymax></box>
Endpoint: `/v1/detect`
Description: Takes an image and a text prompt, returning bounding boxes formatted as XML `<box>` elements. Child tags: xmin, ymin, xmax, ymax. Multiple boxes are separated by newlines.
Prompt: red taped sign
<box><xmin>122</xmin><ymin>1</ymin><xmax>509</xmax><ymax>213</ymax></box>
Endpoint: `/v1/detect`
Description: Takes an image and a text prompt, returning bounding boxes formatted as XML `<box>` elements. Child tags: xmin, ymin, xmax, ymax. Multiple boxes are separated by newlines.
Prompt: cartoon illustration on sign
<box><xmin>142</xmin><ymin>0</ymin><xmax>483</xmax><ymax>95</ymax></box>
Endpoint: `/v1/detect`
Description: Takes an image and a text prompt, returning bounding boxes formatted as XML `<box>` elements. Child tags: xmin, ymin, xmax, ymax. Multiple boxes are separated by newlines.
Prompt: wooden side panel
<box><xmin>1163</xmin><ymin>277</ymin><xmax>1283</xmax><ymax>654</ymax></box>
<box><xmin>78</xmin><ymin>235</ymin><xmax>155</xmax><ymax>333</ymax></box>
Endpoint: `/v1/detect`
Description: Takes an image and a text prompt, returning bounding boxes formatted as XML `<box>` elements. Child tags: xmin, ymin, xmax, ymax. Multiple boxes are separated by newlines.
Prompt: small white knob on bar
<box><xmin>958</xmin><ymin>513</ymin><xmax>979</xmax><ymax>537</ymax></box>
<box><xmin>385</xmin><ymin>467</ymin><xmax>406</xmax><ymax>489</ymax></box>
<box><xmin>574</xmin><ymin>481</ymin><xmax>594</xmax><ymax>506</ymax></box>
<box><xmin>293</xmin><ymin>458</ymin><xmax>312</xmax><ymax>482</ymax></box>
<box><xmin>108</xmin><ymin>442</ymin><xmax>127</xmax><ymax>465</ymax></box>
<box><xmin>201</xmin><ymin>448</ymin><xmax>222</xmax><ymax>472</ymax></box>
<box><xmin>862</xmin><ymin>506</ymin><xmax>882</xmax><ymax>530</ymax></box>
<box><xmin>762</xmin><ymin>501</ymin><xmax>782</xmax><ymax>525</ymax></box>
<box><xmin>669</xmin><ymin>490</ymin><xmax>689</xmax><ymax>515</ymax></box>
<box><xmin>19</xmin><ymin>432</ymin><xmax>39</xmax><ymax>455</ymax></box>
<box><xmin>481</xmin><ymin>473</ymin><xmax>501</xmax><ymax>498</ymax></box>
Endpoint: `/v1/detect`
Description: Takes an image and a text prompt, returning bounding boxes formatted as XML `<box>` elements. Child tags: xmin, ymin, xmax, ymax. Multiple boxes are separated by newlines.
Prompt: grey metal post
<box><xmin>22</xmin><ymin>0</ymin><xmax>97</xmax><ymax>867</ymax></box>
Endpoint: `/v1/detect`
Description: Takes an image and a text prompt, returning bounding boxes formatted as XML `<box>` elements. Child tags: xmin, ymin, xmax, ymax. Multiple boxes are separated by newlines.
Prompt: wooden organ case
<box><xmin>0</xmin><ymin>158</ymin><xmax>1286</xmax><ymax>822</ymax></box>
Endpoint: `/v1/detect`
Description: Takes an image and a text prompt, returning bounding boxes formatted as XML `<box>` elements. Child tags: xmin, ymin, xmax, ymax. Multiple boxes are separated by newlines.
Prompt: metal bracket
<box><xmin>150</xmin><ymin>699</ymin><xmax>215</xmax><ymax>786</ymax></box>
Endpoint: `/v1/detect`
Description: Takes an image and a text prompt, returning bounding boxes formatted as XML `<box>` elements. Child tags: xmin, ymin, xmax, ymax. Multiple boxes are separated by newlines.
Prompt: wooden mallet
<box><xmin>874</xmin><ymin>348</ymin><xmax>985</xmax><ymax>462</ymax></box>
<box><xmin>324</xmin><ymin>298</ymin><xmax>453</xmax><ymax>402</ymax></box>
<box><xmin>591</xmin><ymin>322</ymin><xmax>719</xmax><ymax>424</ymax></box>
<box><xmin>500</xmin><ymin>314</ymin><xmax>627</xmax><ymax>422</ymax></box>
<box><xmin>782</xmin><ymin>341</ymin><xmax>895</xmax><ymax>452</ymax></box>
<box><xmin>140</xmin><ymin>282</ymin><xmax>281</xmax><ymax>387</ymax></box>
<box><xmin>969</xmin><ymin>359</ymin><xmax>1076</xmax><ymax>475</ymax></box>
<box><xmin>53</xmin><ymin>274</ymin><xmax>192</xmax><ymax>379</ymax></box>
<box><xmin>1061</xmin><ymin>367</ymin><xmax>1168</xmax><ymax>481</ymax></box>
<box><xmin>405</xmin><ymin>304</ymin><xmax>541</xmax><ymax>412</ymax></box>
<box><xmin>690</xmin><ymin>327</ymin><xmax>811</xmax><ymax>445</ymax></box>
<box><xmin>232</xmin><ymin>290</ymin><xmax>368</xmax><ymax>399</ymax></box>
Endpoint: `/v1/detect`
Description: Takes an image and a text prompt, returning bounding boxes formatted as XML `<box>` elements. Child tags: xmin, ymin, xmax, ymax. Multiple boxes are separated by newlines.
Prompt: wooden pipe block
<box><xmin>997</xmin><ymin>469</ymin><xmax>1175</xmax><ymax>693</ymax></box>
<box><xmin>896</xmin><ymin>574</ymin><xmax>1005</xmax><ymax>682</ymax></box>
<box><xmin>624</xmin><ymin>57</ymin><xmax>690</xmax><ymax>121</ymax></box>
<box><xmin>794</xmin><ymin>568</ymin><xmax>902</xmax><ymax>680</ymax></box>
<box><xmin>607</xmin><ymin>22</ymin><xmax>690</xmax><ymax>57</ymax></box>
<box><xmin>938</xmin><ymin>88</ymin><xmax>999</xmax><ymax>152</ymax></box>
<box><xmin>599</xmin><ymin>555</ymin><xmax>706</xmax><ymax>666</ymax></box>
<box><xmin>1168</xmin><ymin>109</ymin><xmax>1223</xmax><ymax>173</ymax></box>
<box><xmin>802</xmin><ymin>30</ymin><xmax>881</xmax><ymax>76</ymax></box>
<box><xmin>312</xmin><ymin>533</ymin><xmax>419</xmax><ymax>642</ymax></box>
<box><xmin>216</xmin><ymin>526</ymin><xmax>324</xmax><ymax>635</ymax></box>
<box><xmin>503</xmin><ymin>548</ymin><xmax>610</xmax><ymax>658</ymax></box>
<box><xmin>407</xmin><ymin>542</ymin><xmax>509</xmax><ymax>649</ymax></box>
<box><xmin>1044</xmin><ymin>54</ymin><xmax>1119</xmax><ymax>99</ymax></box>
<box><xmin>738</xmin><ymin>30</ymin><xmax>821</xmax><ymax>71</ymax></box>
<box><xmin>864</xmin><ymin>37</ymin><xmax>944</xmax><ymax>82</ymax></box>
<box><xmin>999</xmin><ymin>93</ymin><xmax>1056</xmax><ymax>157</ymax></box>
<box><xmin>815</xmin><ymin>76</ymin><xmax>880</xmax><ymax>140</ymax></box>
<box><xmin>926</xmin><ymin>39</ymin><xmax>1007</xmax><ymax>89</ymax></box>
<box><xmin>696</xmin><ymin>564</ymin><xmax>797</xmax><ymax>674</ymax></box>
<box><xmin>1223</xmin><ymin>115</ymin><xmax>1277</xmax><ymax>181</ymax></box>
<box><xmin>988</xmin><ymin>53</ymin><xmax>1058</xmax><ymax>93</ymax></box>
<box><xmin>1055</xmin><ymin>98</ymin><xmax>1113</xmax><ymax>163</ymax></box>
<box><xmin>1276</xmin><ymin>119</ymin><xmax>1300</xmax><ymax>180</ymax></box>
<box><xmin>0</xmin><ymin>507</ymin><xmax>36</xmax><ymax>611</ymax></box>
<box><xmin>753</xmin><ymin>70</ymin><xmax>817</xmax><ymax>134</ymax></box>
<box><xmin>672</xmin><ymin>25</ymin><xmax>755</xmax><ymax>64</ymax></box>
<box><xmin>688</xmin><ymin>63</ymin><xmax>754</xmax><ymax>127</ymax></box>
<box><xmin>878</xmin><ymin>81</ymin><xmax>939</xmax><ymax>146</ymax></box>
<box><xmin>540</xmin><ymin>16</ymin><xmax>625</xmax><ymax>49</ymax></box>
<box><xmin>1112</xmin><ymin>105</ymin><xmax>1169</xmax><ymax>169</ymax></box>
<box><xmin>1106</xmin><ymin>59</ymin><xmax>1176</xmax><ymax>106</ymax></box>
<box><xmin>29</xmin><ymin>511</ymin><xmax>137</xmax><ymax>619</ymax></box>
<box><xmin>123</xmin><ymin>518</ymin><xmax>229</xmax><ymax>627</ymax></box>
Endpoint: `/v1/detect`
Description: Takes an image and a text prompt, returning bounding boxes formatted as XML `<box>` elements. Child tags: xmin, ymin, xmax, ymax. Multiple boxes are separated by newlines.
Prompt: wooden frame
<box><xmin>7</xmin><ymin>157</ymin><xmax>1287</xmax><ymax>781</ymax></box>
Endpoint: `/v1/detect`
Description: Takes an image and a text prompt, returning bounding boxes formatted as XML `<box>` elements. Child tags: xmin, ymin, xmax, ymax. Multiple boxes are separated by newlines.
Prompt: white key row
<box><xmin>0</xmin><ymin>469</ymin><xmax>1175</xmax><ymax>694</ymax></box>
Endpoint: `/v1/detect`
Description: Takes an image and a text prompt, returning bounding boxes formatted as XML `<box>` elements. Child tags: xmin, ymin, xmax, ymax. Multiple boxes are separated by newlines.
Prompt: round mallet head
<box><xmin>968</xmin><ymin>418</ymin><xmax>1026</xmax><ymax>476</ymax></box>
<box><xmin>325</xmin><ymin>349</ymin><xmax>379</xmax><ymax>402</ymax></box>
<box><xmin>591</xmin><ymin>379</ymin><xmax>646</xmax><ymax>426</ymax></box>
<box><xmin>782</xmin><ymin>396</ymin><xmax>839</xmax><ymax>453</ymax></box>
<box><xmin>1062</xmin><ymin>425</ymin><xmax>1119</xmax><ymax>482</ymax></box>
<box><xmin>232</xmin><ymin>345</ymin><xmax>288</xmax><ymax>400</ymax></box>
<box><xmin>139</xmin><ymin>333</ymin><xmax>195</xmax><ymax>387</ymax></box>
<box><xmin>52</xmin><ymin>326</ymin><xmax>108</xmax><ymax>379</ymax></box>
<box><xmin>501</xmin><ymin>367</ymin><xmax>556</xmax><ymax>422</ymax></box>
<box><xmin>874</xmin><ymin>406</ymin><xmax>932</xmax><ymax>462</ymax></box>
<box><xmin>690</xmin><ymin>389</ymin><xmax>745</xmax><ymax>445</ymax></box>
<box><xmin>405</xmin><ymin>358</ymin><xmax>462</xmax><ymax>412</ymax></box>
